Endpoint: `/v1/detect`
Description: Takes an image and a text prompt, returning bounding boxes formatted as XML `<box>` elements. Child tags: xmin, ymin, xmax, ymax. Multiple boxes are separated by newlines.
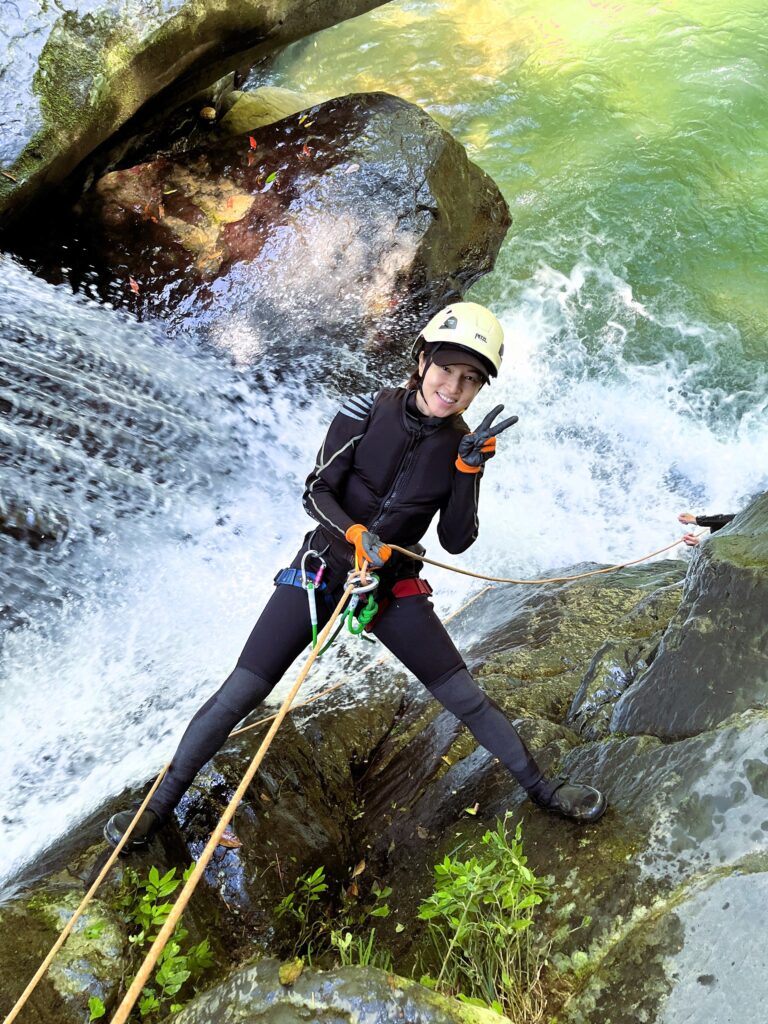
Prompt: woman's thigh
<box><xmin>370</xmin><ymin>594</ymin><xmax>465</xmax><ymax>688</ymax></box>
<box><xmin>236</xmin><ymin>540</ymin><xmax>343</xmax><ymax>681</ymax></box>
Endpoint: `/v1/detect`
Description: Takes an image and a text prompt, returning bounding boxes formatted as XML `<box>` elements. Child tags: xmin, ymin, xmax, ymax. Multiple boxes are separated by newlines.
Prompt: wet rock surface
<box><xmin>611</xmin><ymin>491</ymin><xmax>768</xmax><ymax>738</ymax></box>
<box><xmin>0</xmin><ymin>883</ymin><xmax>126</xmax><ymax>1024</ymax></box>
<box><xmin>57</xmin><ymin>92</ymin><xmax>509</xmax><ymax>352</ymax></box>
<box><xmin>169</xmin><ymin>958</ymin><xmax>509</xmax><ymax>1024</ymax></box>
<box><xmin>1</xmin><ymin>493</ymin><xmax>766</xmax><ymax>1023</ymax></box>
<box><xmin>0</xmin><ymin>0</ymin><xmax>389</xmax><ymax>224</ymax></box>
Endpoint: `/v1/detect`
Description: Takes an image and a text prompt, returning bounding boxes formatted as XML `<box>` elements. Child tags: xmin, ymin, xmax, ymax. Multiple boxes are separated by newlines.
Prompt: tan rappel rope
<box><xmin>388</xmin><ymin>534</ymin><xmax>696</xmax><ymax>584</ymax></box>
<box><xmin>5</xmin><ymin>531</ymin><xmax>698</xmax><ymax>1023</ymax></box>
<box><xmin>107</xmin><ymin>582</ymin><xmax>356</xmax><ymax>1024</ymax></box>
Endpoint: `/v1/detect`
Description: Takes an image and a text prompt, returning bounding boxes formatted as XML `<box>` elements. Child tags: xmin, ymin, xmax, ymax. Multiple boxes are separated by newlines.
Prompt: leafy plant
<box><xmin>88</xmin><ymin>996</ymin><xmax>106</xmax><ymax>1021</ymax></box>
<box><xmin>417</xmin><ymin>813</ymin><xmax>551</xmax><ymax>1021</ymax></box>
<box><xmin>275</xmin><ymin>866</ymin><xmax>392</xmax><ymax>970</ymax></box>
<box><xmin>275</xmin><ymin>865</ymin><xmax>329</xmax><ymax>959</ymax></box>
<box><xmin>329</xmin><ymin>880</ymin><xmax>393</xmax><ymax>971</ymax></box>
<box><xmin>114</xmin><ymin>864</ymin><xmax>214</xmax><ymax>1020</ymax></box>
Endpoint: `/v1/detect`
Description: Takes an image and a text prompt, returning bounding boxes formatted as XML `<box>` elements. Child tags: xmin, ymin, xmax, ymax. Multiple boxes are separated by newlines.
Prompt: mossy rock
<box><xmin>166</xmin><ymin>957</ymin><xmax>512</xmax><ymax>1023</ymax></box>
<box><xmin>612</xmin><ymin>491</ymin><xmax>768</xmax><ymax>738</ymax></box>
<box><xmin>0</xmin><ymin>887</ymin><xmax>126</xmax><ymax>1024</ymax></box>
<box><xmin>217</xmin><ymin>87</ymin><xmax>321</xmax><ymax>135</ymax></box>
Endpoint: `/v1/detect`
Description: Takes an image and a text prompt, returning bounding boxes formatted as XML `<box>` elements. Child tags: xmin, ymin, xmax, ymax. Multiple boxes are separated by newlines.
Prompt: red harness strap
<box><xmin>363</xmin><ymin>577</ymin><xmax>433</xmax><ymax>631</ymax></box>
<box><xmin>391</xmin><ymin>577</ymin><xmax>433</xmax><ymax>598</ymax></box>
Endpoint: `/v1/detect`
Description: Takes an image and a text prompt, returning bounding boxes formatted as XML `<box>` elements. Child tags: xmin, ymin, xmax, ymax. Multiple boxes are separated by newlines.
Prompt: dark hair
<box><xmin>405</xmin><ymin>369</ymin><xmax>421</xmax><ymax>391</ymax></box>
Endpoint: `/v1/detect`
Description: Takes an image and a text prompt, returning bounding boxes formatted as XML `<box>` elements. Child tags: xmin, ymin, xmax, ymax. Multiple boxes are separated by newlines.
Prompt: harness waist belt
<box><xmin>391</xmin><ymin>577</ymin><xmax>433</xmax><ymax>598</ymax></box>
<box><xmin>274</xmin><ymin>568</ymin><xmax>327</xmax><ymax>590</ymax></box>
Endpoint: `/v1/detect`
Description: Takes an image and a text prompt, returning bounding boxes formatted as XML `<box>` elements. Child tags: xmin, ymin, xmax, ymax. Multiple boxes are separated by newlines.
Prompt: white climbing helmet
<box><xmin>411</xmin><ymin>301</ymin><xmax>505</xmax><ymax>377</ymax></box>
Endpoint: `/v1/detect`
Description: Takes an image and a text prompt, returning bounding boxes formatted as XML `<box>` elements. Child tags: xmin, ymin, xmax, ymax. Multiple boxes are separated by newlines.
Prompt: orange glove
<box><xmin>345</xmin><ymin>524</ymin><xmax>392</xmax><ymax>568</ymax></box>
<box><xmin>456</xmin><ymin>405</ymin><xmax>519</xmax><ymax>474</ymax></box>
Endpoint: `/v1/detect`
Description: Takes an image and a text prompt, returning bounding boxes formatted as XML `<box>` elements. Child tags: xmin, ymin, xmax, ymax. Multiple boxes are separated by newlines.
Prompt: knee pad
<box><xmin>429</xmin><ymin>667</ymin><xmax>488</xmax><ymax>720</ymax></box>
<box><xmin>216</xmin><ymin>666</ymin><xmax>273</xmax><ymax>719</ymax></box>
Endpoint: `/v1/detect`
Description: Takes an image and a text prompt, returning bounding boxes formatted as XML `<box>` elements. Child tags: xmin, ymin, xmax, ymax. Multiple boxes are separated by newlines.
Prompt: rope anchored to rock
<box><xmin>3</xmin><ymin>533</ymin><xmax>701</xmax><ymax>1024</ymax></box>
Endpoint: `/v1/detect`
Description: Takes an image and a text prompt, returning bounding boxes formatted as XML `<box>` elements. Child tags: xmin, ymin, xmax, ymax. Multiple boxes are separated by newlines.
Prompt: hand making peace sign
<box><xmin>456</xmin><ymin>404</ymin><xmax>519</xmax><ymax>473</ymax></box>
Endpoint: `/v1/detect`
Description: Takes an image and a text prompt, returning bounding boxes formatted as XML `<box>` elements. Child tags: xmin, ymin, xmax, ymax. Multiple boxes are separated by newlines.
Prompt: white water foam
<box><xmin>1</xmin><ymin>257</ymin><xmax>765</xmax><ymax>891</ymax></box>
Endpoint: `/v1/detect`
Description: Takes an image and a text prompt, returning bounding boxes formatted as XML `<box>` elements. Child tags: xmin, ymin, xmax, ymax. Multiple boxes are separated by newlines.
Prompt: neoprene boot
<box><xmin>103</xmin><ymin>808</ymin><xmax>161</xmax><ymax>851</ymax></box>
<box><xmin>527</xmin><ymin>776</ymin><xmax>606</xmax><ymax>823</ymax></box>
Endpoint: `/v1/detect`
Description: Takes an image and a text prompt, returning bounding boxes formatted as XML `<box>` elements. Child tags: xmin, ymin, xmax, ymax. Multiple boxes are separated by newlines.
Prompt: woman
<box><xmin>105</xmin><ymin>302</ymin><xmax>606</xmax><ymax>849</ymax></box>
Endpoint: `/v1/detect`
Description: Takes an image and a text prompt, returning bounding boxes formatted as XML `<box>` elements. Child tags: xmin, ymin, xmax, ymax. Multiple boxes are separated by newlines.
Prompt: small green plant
<box><xmin>275</xmin><ymin>866</ymin><xmax>392</xmax><ymax>970</ymax></box>
<box><xmin>417</xmin><ymin>813</ymin><xmax>551</xmax><ymax>1021</ymax></box>
<box><xmin>88</xmin><ymin>996</ymin><xmax>106</xmax><ymax>1021</ymax></box>
<box><xmin>275</xmin><ymin>865</ymin><xmax>329</xmax><ymax>959</ymax></box>
<box><xmin>115</xmin><ymin>864</ymin><xmax>215</xmax><ymax>1019</ymax></box>
<box><xmin>329</xmin><ymin>880</ymin><xmax>393</xmax><ymax>971</ymax></box>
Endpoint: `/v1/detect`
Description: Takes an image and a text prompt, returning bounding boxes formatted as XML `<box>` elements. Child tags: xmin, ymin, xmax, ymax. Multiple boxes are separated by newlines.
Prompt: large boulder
<box><xmin>65</xmin><ymin>92</ymin><xmax>510</xmax><ymax>352</ymax></box>
<box><xmin>0</xmin><ymin>0</ymin><xmax>389</xmax><ymax>224</ymax></box>
<box><xmin>169</xmin><ymin>959</ymin><xmax>510</xmax><ymax>1024</ymax></box>
<box><xmin>611</xmin><ymin>491</ymin><xmax>768</xmax><ymax>738</ymax></box>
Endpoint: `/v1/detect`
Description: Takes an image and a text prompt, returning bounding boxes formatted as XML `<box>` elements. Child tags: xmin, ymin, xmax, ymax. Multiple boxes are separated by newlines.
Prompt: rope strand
<box><xmin>107</xmin><ymin>583</ymin><xmax>355</xmax><ymax>1024</ymax></box>
<box><xmin>388</xmin><ymin>534</ymin><xmax>694</xmax><ymax>585</ymax></box>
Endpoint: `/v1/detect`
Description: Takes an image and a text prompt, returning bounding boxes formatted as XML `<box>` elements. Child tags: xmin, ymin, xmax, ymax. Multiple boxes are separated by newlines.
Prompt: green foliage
<box><xmin>275</xmin><ymin>866</ymin><xmax>392</xmax><ymax>970</ymax></box>
<box><xmin>88</xmin><ymin>996</ymin><xmax>106</xmax><ymax>1021</ymax></box>
<box><xmin>109</xmin><ymin>864</ymin><xmax>214</xmax><ymax>1020</ymax></box>
<box><xmin>417</xmin><ymin>813</ymin><xmax>551</xmax><ymax>1021</ymax></box>
<box><xmin>275</xmin><ymin>865</ymin><xmax>329</xmax><ymax>958</ymax></box>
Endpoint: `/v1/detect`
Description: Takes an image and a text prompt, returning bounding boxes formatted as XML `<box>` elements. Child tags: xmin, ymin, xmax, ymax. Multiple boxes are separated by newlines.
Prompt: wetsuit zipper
<box><xmin>369</xmin><ymin>424</ymin><xmax>423</xmax><ymax>535</ymax></box>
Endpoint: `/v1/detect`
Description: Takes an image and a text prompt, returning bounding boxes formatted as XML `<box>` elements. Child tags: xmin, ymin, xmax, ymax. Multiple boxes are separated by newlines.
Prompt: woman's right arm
<box><xmin>302</xmin><ymin>392</ymin><xmax>377</xmax><ymax>541</ymax></box>
<box><xmin>694</xmin><ymin>513</ymin><xmax>735</xmax><ymax>532</ymax></box>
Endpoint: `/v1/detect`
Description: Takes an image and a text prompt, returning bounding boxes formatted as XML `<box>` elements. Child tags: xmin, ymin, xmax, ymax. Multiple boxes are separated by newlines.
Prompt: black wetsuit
<box><xmin>695</xmin><ymin>514</ymin><xmax>735</xmax><ymax>532</ymax></box>
<box><xmin>147</xmin><ymin>388</ymin><xmax>544</xmax><ymax>820</ymax></box>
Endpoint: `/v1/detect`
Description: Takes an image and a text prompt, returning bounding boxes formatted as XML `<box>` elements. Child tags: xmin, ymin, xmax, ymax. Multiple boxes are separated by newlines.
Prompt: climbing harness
<box><xmin>6</xmin><ymin>530</ymin><xmax>703</xmax><ymax>1024</ymax></box>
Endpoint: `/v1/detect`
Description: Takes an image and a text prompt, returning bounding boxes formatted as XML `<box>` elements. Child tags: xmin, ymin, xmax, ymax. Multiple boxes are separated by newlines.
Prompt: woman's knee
<box><xmin>216</xmin><ymin>666</ymin><xmax>273</xmax><ymax>719</ymax></box>
<box><xmin>428</xmin><ymin>667</ymin><xmax>488</xmax><ymax>719</ymax></box>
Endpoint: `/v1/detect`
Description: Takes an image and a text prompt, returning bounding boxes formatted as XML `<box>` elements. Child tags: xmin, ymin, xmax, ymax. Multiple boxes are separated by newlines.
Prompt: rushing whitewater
<box><xmin>2</xmin><ymin>0</ymin><xmax>768</xmax><ymax>892</ymax></box>
<box><xmin>2</xmin><ymin>247</ymin><xmax>764</xmax><ymax>892</ymax></box>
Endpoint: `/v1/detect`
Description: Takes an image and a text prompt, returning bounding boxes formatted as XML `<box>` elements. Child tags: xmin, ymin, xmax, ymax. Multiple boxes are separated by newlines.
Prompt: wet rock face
<box><xmin>3</xmin><ymin>499</ymin><xmax>765</xmax><ymax>1024</ymax></box>
<box><xmin>611</xmin><ymin>492</ymin><xmax>768</xmax><ymax>739</ymax></box>
<box><xmin>0</xmin><ymin>0</ymin><xmax>390</xmax><ymax>223</ymax></box>
<box><xmin>0</xmin><ymin>888</ymin><xmax>125</xmax><ymax>1024</ymax></box>
<box><xmin>70</xmin><ymin>92</ymin><xmax>510</xmax><ymax>353</ymax></box>
<box><xmin>169</xmin><ymin>959</ymin><xmax>508</xmax><ymax>1024</ymax></box>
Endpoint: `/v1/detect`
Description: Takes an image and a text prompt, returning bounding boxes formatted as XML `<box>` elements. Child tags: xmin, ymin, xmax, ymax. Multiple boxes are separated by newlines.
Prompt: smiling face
<box><xmin>415</xmin><ymin>351</ymin><xmax>485</xmax><ymax>417</ymax></box>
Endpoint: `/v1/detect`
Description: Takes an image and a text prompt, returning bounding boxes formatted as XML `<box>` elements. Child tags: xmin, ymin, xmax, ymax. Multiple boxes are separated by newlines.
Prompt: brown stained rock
<box><xmin>72</xmin><ymin>92</ymin><xmax>511</xmax><ymax>352</ymax></box>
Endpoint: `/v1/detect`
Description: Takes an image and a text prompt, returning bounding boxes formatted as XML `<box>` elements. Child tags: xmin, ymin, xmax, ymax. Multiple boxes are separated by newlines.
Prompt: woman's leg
<box><xmin>371</xmin><ymin>594</ymin><xmax>606</xmax><ymax>822</ymax></box>
<box><xmin>105</xmin><ymin>568</ymin><xmax>337</xmax><ymax>847</ymax></box>
<box><xmin>147</xmin><ymin>581</ymin><xmax>332</xmax><ymax>820</ymax></box>
<box><xmin>371</xmin><ymin>594</ymin><xmax>543</xmax><ymax>788</ymax></box>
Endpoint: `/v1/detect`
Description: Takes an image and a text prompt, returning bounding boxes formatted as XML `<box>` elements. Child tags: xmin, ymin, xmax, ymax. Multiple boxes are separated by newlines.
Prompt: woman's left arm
<box><xmin>437</xmin><ymin>469</ymin><xmax>482</xmax><ymax>553</ymax></box>
<box><xmin>438</xmin><ymin>405</ymin><xmax>519</xmax><ymax>554</ymax></box>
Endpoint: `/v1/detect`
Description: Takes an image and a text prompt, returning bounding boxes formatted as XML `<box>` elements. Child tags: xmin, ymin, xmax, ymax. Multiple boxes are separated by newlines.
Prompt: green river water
<box><xmin>254</xmin><ymin>0</ymin><xmax>768</xmax><ymax>402</ymax></box>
